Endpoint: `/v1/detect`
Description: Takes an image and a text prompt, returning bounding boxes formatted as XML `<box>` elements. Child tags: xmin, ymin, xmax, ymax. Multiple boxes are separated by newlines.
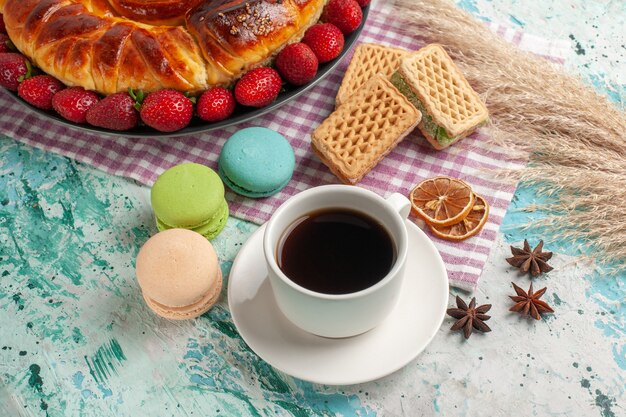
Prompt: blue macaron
<box><xmin>218</xmin><ymin>127</ymin><xmax>296</xmax><ymax>198</ymax></box>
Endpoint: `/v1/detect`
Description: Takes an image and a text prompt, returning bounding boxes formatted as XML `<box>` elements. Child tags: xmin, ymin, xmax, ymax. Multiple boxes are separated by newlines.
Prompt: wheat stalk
<box><xmin>392</xmin><ymin>0</ymin><xmax>626</xmax><ymax>268</ymax></box>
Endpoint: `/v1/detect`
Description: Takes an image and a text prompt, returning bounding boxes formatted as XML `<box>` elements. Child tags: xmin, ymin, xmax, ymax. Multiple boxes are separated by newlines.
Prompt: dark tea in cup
<box><xmin>277</xmin><ymin>208</ymin><xmax>396</xmax><ymax>295</ymax></box>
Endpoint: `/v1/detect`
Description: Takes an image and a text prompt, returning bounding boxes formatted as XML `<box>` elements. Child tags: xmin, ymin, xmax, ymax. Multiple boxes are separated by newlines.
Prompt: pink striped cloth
<box><xmin>0</xmin><ymin>5</ymin><xmax>569</xmax><ymax>290</ymax></box>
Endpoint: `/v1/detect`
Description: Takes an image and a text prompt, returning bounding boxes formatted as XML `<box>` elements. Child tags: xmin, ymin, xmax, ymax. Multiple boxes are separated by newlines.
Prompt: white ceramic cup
<box><xmin>263</xmin><ymin>185</ymin><xmax>411</xmax><ymax>338</ymax></box>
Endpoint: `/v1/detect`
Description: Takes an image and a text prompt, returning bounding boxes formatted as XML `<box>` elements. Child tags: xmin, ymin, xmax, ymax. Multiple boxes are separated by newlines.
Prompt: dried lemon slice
<box><xmin>409</xmin><ymin>176</ymin><xmax>475</xmax><ymax>227</ymax></box>
<box><xmin>430</xmin><ymin>195</ymin><xmax>490</xmax><ymax>241</ymax></box>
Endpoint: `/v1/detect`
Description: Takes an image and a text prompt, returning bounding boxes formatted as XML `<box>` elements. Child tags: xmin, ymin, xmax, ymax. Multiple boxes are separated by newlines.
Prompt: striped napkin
<box><xmin>0</xmin><ymin>4</ymin><xmax>570</xmax><ymax>290</ymax></box>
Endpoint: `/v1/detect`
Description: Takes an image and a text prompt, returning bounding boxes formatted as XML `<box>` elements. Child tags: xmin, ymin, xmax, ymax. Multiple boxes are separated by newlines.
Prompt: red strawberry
<box><xmin>52</xmin><ymin>87</ymin><xmax>100</xmax><ymax>123</ymax></box>
<box><xmin>234</xmin><ymin>67</ymin><xmax>282</xmax><ymax>108</ymax></box>
<box><xmin>322</xmin><ymin>0</ymin><xmax>363</xmax><ymax>34</ymax></box>
<box><xmin>0</xmin><ymin>13</ymin><xmax>6</xmax><ymax>34</ymax></box>
<box><xmin>0</xmin><ymin>52</ymin><xmax>30</xmax><ymax>91</ymax></box>
<box><xmin>140</xmin><ymin>89</ymin><xmax>193</xmax><ymax>132</ymax></box>
<box><xmin>276</xmin><ymin>43</ymin><xmax>319</xmax><ymax>86</ymax></box>
<box><xmin>18</xmin><ymin>75</ymin><xmax>64</xmax><ymax>110</ymax></box>
<box><xmin>86</xmin><ymin>92</ymin><xmax>138</xmax><ymax>131</ymax></box>
<box><xmin>302</xmin><ymin>24</ymin><xmax>345</xmax><ymax>63</ymax></box>
<box><xmin>0</xmin><ymin>34</ymin><xmax>12</xmax><ymax>53</ymax></box>
<box><xmin>197</xmin><ymin>87</ymin><xmax>235</xmax><ymax>122</ymax></box>
<box><xmin>355</xmin><ymin>0</ymin><xmax>370</xmax><ymax>7</ymax></box>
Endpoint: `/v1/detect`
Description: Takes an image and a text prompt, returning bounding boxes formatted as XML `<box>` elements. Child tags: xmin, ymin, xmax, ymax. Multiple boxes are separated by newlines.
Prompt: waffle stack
<box><xmin>313</xmin><ymin>43</ymin><xmax>487</xmax><ymax>184</ymax></box>
<box><xmin>312</xmin><ymin>75</ymin><xmax>421</xmax><ymax>184</ymax></box>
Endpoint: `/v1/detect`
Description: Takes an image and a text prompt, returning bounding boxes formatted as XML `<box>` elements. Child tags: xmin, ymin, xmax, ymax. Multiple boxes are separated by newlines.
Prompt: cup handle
<box><xmin>385</xmin><ymin>193</ymin><xmax>411</xmax><ymax>219</ymax></box>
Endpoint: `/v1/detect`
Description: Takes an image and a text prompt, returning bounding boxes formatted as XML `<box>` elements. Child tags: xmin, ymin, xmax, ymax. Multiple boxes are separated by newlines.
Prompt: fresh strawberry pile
<box><xmin>0</xmin><ymin>1</ymin><xmax>367</xmax><ymax>133</ymax></box>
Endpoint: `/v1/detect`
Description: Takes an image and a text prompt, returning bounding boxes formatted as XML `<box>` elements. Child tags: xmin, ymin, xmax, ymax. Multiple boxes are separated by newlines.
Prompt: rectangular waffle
<box><xmin>395</xmin><ymin>44</ymin><xmax>488</xmax><ymax>150</ymax></box>
<box><xmin>312</xmin><ymin>75</ymin><xmax>421</xmax><ymax>184</ymax></box>
<box><xmin>335</xmin><ymin>43</ymin><xmax>409</xmax><ymax>108</ymax></box>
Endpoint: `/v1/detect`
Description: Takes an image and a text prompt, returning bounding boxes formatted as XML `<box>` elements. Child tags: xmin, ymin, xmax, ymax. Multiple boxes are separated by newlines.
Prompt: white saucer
<box><xmin>227</xmin><ymin>220</ymin><xmax>449</xmax><ymax>385</ymax></box>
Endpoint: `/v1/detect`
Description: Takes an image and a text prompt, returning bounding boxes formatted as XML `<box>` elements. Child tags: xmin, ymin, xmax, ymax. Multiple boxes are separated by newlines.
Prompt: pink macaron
<box><xmin>136</xmin><ymin>228</ymin><xmax>222</xmax><ymax>320</ymax></box>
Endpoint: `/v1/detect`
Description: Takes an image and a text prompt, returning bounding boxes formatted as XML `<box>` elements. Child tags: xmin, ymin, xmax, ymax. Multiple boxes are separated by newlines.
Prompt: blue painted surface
<box><xmin>1</xmin><ymin>0</ymin><xmax>625</xmax><ymax>416</ymax></box>
<box><xmin>508</xmin><ymin>14</ymin><xmax>525</xmax><ymax>27</ymax></box>
<box><xmin>0</xmin><ymin>141</ymin><xmax>377</xmax><ymax>416</ymax></box>
<box><xmin>457</xmin><ymin>0</ymin><xmax>480</xmax><ymax>15</ymax></box>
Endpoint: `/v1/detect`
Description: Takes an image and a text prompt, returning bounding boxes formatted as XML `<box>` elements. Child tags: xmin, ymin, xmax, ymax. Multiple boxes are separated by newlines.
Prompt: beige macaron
<box><xmin>136</xmin><ymin>228</ymin><xmax>222</xmax><ymax>320</ymax></box>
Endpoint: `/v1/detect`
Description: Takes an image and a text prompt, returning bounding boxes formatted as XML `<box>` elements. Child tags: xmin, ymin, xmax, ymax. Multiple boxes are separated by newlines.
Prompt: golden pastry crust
<box><xmin>0</xmin><ymin>0</ymin><xmax>327</xmax><ymax>95</ymax></box>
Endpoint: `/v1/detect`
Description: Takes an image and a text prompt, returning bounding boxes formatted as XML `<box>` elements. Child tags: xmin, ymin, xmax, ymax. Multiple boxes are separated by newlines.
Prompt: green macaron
<box><xmin>151</xmin><ymin>163</ymin><xmax>228</xmax><ymax>240</ymax></box>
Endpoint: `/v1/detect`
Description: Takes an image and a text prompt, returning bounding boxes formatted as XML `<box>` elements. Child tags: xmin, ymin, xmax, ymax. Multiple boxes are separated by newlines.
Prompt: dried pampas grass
<box><xmin>392</xmin><ymin>0</ymin><xmax>626</xmax><ymax>268</ymax></box>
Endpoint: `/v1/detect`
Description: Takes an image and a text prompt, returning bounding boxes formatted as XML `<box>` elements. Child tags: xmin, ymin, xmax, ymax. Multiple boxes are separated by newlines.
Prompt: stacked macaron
<box><xmin>151</xmin><ymin>163</ymin><xmax>228</xmax><ymax>240</ymax></box>
<box><xmin>136</xmin><ymin>229</ymin><xmax>222</xmax><ymax>320</ymax></box>
<box><xmin>218</xmin><ymin>127</ymin><xmax>295</xmax><ymax>198</ymax></box>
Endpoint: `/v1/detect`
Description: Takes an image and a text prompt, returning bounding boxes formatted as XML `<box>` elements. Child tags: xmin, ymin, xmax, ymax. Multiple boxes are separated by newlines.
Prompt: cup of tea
<box><xmin>263</xmin><ymin>185</ymin><xmax>411</xmax><ymax>338</ymax></box>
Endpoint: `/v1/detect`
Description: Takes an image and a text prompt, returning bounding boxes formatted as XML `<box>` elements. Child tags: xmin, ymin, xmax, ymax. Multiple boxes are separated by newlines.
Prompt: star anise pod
<box><xmin>446</xmin><ymin>296</ymin><xmax>492</xmax><ymax>339</ymax></box>
<box><xmin>509</xmin><ymin>282</ymin><xmax>554</xmax><ymax>320</ymax></box>
<box><xmin>506</xmin><ymin>239</ymin><xmax>553</xmax><ymax>277</ymax></box>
